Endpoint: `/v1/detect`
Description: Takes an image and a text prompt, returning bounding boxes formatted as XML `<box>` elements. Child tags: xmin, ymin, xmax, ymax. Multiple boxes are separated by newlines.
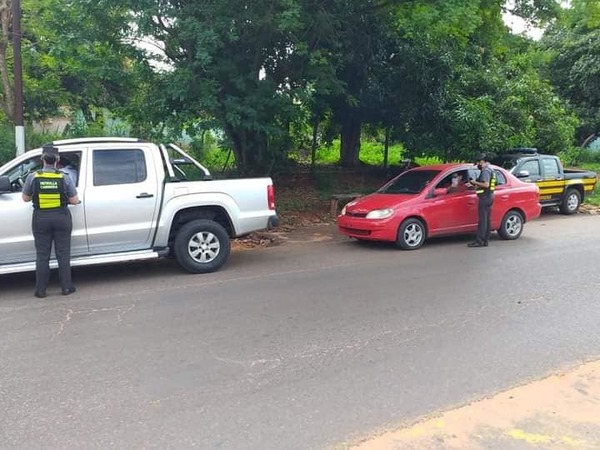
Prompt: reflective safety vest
<box><xmin>32</xmin><ymin>170</ymin><xmax>67</xmax><ymax>210</ymax></box>
<box><xmin>476</xmin><ymin>168</ymin><xmax>496</xmax><ymax>196</ymax></box>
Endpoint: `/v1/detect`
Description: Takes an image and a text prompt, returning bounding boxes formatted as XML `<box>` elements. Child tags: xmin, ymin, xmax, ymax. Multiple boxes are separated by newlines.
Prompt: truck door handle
<box><xmin>501</xmin><ymin>195</ymin><xmax>509</xmax><ymax>200</ymax></box>
<box><xmin>136</xmin><ymin>192</ymin><xmax>154</xmax><ymax>199</ymax></box>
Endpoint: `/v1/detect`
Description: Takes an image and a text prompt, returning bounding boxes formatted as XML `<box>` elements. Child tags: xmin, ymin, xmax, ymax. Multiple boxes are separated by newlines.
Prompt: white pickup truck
<box><xmin>0</xmin><ymin>137</ymin><xmax>279</xmax><ymax>275</ymax></box>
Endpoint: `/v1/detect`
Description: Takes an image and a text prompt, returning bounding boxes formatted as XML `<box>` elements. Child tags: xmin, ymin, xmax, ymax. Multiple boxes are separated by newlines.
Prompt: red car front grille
<box><xmin>340</xmin><ymin>226</ymin><xmax>371</xmax><ymax>236</ymax></box>
<box><xmin>346</xmin><ymin>211</ymin><xmax>368</xmax><ymax>218</ymax></box>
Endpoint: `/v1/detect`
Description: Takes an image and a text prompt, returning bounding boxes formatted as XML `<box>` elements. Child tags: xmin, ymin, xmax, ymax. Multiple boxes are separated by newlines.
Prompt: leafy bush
<box><xmin>316</xmin><ymin>140</ymin><xmax>341</xmax><ymax>164</ymax></box>
<box><xmin>359</xmin><ymin>141</ymin><xmax>404</xmax><ymax>165</ymax></box>
<box><xmin>414</xmin><ymin>155</ymin><xmax>444</xmax><ymax>166</ymax></box>
<box><xmin>0</xmin><ymin>124</ymin><xmax>15</xmax><ymax>165</ymax></box>
<box><xmin>200</xmin><ymin>147</ymin><xmax>235</xmax><ymax>172</ymax></box>
<box><xmin>579</xmin><ymin>149</ymin><xmax>600</xmax><ymax>164</ymax></box>
<box><xmin>291</xmin><ymin>139</ymin><xmax>406</xmax><ymax>166</ymax></box>
<box><xmin>559</xmin><ymin>146</ymin><xmax>600</xmax><ymax>166</ymax></box>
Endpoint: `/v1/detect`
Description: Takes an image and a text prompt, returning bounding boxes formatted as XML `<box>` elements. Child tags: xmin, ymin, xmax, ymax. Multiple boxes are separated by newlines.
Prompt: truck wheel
<box><xmin>396</xmin><ymin>218</ymin><xmax>426</xmax><ymax>250</ymax></box>
<box><xmin>559</xmin><ymin>189</ymin><xmax>581</xmax><ymax>215</ymax></box>
<box><xmin>174</xmin><ymin>219</ymin><xmax>231</xmax><ymax>273</ymax></box>
<box><xmin>497</xmin><ymin>210</ymin><xmax>524</xmax><ymax>240</ymax></box>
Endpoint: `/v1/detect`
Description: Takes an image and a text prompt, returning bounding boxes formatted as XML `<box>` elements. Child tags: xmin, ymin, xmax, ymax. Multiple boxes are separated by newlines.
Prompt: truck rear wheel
<box><xmin>559</xmin><ymin>189</ymin><xmax>581</xmax><ymax>215</ymax></box>
<box><xmin>174</xmin><ymin>219</ymin><xmax>231</xmax><ymax>273</ymax></box>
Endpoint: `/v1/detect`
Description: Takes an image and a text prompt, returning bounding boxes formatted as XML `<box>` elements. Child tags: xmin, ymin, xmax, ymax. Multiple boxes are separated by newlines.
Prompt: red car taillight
<box><xmin>267</xmin><ymin>184</ymin><xmax>276</xmax><ymax>210</ymax></box>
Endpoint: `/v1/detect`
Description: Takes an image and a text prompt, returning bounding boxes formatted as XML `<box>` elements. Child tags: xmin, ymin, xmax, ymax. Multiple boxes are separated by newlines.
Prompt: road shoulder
<box><xmin>341</xmin><ymin>360</ymin><xmax>600</xmax><ymax>450</ymax></box>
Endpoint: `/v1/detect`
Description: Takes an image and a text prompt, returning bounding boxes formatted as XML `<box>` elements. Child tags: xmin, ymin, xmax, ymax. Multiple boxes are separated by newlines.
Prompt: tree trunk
<box><xmin>226</xmin><ymin>126</ymin><xmax>268</xmax><ymax>175</ymax></box>
<box><xmin>310</xmin><ymin>118</ymin><xmax>319</xmax><ymax>170</ymax></box>
<box><xmin>0</xmin><ymin>0</ymin><xmax>15</xmax><ymax>122</ymax></box>
<box><xmin>383</xmin><ymin>126</ymin><xmax>391</xmax><ymax>169</ymax></box>
<box><xmin>340</xmin><ymin>115</ymin><xmax>361</xmax><ymax>167</ymax></box>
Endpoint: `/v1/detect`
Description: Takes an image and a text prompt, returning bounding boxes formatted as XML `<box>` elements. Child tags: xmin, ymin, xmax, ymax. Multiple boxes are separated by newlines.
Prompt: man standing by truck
<box><xmin>22</xmin><ymin>145</ymin><xmax>79</xmax><ymax>298</ymax></box>
<box><xmin>468</xmin><ymin>153</ymin><xmax>496</xmax><ymax>248</ymax></box>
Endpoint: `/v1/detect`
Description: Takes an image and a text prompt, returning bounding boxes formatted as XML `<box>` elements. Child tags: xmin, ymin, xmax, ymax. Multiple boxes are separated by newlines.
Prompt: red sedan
<box><xmin>337</xmin><ymin>163</ymin><xmax>541</xmax><ymax>249</ymax></box>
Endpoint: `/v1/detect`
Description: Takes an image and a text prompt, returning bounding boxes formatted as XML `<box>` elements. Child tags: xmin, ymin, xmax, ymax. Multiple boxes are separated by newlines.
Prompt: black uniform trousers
<box><xmin>32</xmin><ymin>208</ymin><xmax>73</xmax><ymax>293</ymax></box>
<box><xmin>475</xmin><ymin>193</ymin><xmax>494</xmax><ymax>244</ymax></box>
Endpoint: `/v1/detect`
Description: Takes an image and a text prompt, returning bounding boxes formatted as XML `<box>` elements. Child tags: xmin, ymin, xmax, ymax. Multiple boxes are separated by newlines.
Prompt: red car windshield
<box><xmin>378</xmin><ymin>170</ymin><xmax>441</xmax><ymax>194</ymax></box>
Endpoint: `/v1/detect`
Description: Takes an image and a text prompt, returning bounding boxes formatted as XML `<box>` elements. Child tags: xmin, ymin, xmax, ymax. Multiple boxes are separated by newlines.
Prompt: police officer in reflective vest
<box><xmin>468</xmin><ymin>153</ymin><xmax>496</xmax><ymax>248</ymax></box>
<box><xmin>22</xmin><ymin>145</ymin><xmax>79</xmax><ymax>298</ymax></box>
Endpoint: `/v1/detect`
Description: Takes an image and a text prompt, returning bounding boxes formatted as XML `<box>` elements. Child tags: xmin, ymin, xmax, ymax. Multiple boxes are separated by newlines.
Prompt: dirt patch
<box><xmin>340</xmin><ymin>360</ymin><xmax>600</xmax><ymax>450</ymax></box>
<box><xmin>230</xmin><ymin>166</ymin><xmax>390</xmax><ymax>249</ymax></box>
<box><xmin>579</xmin><ymin>204</ymin><xmax>600</xmax><ymax>215</ymax></box>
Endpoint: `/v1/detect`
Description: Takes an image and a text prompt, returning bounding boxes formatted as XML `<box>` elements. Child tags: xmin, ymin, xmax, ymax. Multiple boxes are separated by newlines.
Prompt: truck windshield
<box><xmin>3</xmin><ymin>157</ymin><xmax>42</xmax><ymax>183</ymax></box>
<box><xmin>378</xmin><ymin>170</ymin><xmax>440</xmax><ymax>194</ymax></box>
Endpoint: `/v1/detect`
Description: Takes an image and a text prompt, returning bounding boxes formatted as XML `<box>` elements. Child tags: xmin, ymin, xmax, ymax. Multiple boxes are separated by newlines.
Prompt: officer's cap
<box><xmin>474</xmin><ymin>152</ymin><xmax>493</xmax><ymax>163</ymax></box>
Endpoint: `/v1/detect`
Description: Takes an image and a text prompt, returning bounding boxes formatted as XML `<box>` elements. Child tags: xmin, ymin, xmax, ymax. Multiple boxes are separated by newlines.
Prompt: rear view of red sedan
<box><xmin>337</xmin><ymin>163</ymin><xmax>541</xmax><ymax>249</ymax></box>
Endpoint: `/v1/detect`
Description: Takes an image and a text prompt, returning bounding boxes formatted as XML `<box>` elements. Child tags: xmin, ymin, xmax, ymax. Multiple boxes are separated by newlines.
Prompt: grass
<box><xmin>580</xmin><ymin>162</ymin><xmax>600</xmax><ymax>206</ymax></box>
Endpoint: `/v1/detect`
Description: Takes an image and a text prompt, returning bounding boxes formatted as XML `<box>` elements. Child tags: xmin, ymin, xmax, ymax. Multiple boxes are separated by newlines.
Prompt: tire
<box><xmin>497</xmin><ymin>210</ymin><xmax>524</xmax><ymax>240</ymax></box>
<box><xmin>396</xmin><ymin>218</ymin><xmax>426</xmax><ymax>250</ymax></box>
<box><xmin>173</xmin><ymin>219</ymin><xmax>231</xmax><ymax>273</ymax></box>
<box><xmin>559</xmin><ymin>188</ymin><xmax>581</xmax><ymax>215</ymax></box>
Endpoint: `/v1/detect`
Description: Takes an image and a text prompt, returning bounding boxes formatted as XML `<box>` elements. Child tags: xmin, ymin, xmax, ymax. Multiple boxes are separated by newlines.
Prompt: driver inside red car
<box><xmin>447</xmin><ymin>172</ymin><xmax>468</xmax><ymax>194</ymax></box>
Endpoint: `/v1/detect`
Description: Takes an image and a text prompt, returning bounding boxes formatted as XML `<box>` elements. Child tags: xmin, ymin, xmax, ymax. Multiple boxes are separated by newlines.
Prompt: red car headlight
<box><xmin>366</xmin><ymin>208</ymin><xmax>394</xmax><ymax>219</ymax></box>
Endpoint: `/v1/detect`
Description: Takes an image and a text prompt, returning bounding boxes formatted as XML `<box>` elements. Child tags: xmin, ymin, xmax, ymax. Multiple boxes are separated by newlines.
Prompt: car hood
<box><xmin>346</xmin><ymin>193</ymin><xmax>418</xmax><ymax>214</ymax></box>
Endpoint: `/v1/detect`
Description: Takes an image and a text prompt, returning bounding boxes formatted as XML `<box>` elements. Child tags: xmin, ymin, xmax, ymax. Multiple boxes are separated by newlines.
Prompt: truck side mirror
<box><xmin>0</xmin><ymin>175</ymin><xmax>11</xmax><ymax>193</ymax></box>
<box><xmin>516</xmin><ymin>170</ymin><xmax>530</xmax><ymax>178</ymax></box>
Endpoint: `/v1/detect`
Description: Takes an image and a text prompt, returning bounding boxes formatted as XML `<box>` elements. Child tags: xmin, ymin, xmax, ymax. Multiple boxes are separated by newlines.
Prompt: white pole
<box><xmin>15</xmin><ymin>125</ymin><xmax>25</xmax><ymax>155</ymax></box>
<box><xmin>13</xmin><ymin>0</ymin><xmax>25</xmax><ymax>156</ymax></box>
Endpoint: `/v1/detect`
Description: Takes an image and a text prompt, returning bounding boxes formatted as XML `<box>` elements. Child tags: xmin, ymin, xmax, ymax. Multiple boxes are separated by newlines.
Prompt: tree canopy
<box><xmin>0</xmin><ymin>0</ymin><xmax>594</xmax><ymax>171</ymax></box>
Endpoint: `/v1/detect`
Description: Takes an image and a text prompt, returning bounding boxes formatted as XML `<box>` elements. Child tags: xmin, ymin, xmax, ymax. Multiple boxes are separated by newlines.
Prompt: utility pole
<box><xmin>12</xmin><ymin>0</ymin><xmax>25</xmax><ymax>155</ymax></box>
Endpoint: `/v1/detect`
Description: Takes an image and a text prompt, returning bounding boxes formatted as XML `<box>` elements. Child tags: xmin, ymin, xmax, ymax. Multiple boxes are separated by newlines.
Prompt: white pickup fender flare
<box><xmin>153</xmin><ymin>192</ymin><xmax>240</xmax><ymax>245</ymax></box>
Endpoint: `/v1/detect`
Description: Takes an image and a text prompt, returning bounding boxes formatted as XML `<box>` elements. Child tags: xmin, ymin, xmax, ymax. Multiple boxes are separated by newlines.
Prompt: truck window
<box><xmin>542</xmin><ymin>157</ymin><xmax>560</xmax><ymax>178</ymax></box>
<box><xmin>93</xmin><ymin>149</ymin><xmax>147</xmax><ymax>186</ymax></box>
<box><xmin>520</xmin><ymin>160</ymin><xmax>541</xmax><ymax>177</ymax></box>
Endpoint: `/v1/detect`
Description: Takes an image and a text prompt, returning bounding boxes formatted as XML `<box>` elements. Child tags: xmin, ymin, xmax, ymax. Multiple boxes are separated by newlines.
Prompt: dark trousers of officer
<box><xmin>32</xmin><ymin>208</ymin><xmax>73</xmax><ymax>293</ymax></box>
<box><xmin>476</xmin><ymin>194</ymin><xmax>494</xmax><ymax>244</ymax></box>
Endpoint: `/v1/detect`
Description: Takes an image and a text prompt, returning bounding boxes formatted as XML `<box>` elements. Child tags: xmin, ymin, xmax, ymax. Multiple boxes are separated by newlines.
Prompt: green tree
<box><xmin>446</xmin><ymin>48</ymin><xmax>578</xmax><ymax>157</ymax></box>
<box><xmin>21</xmin><ymin>0</ymin><xmax>151</xmax><ymax>124</ymax></box>
<box><xmin>127</xmin><ymin>0</ymin><xmax>321</xmax><ymax>173</ymax></box>
<box><xmin>383</xmin><ymin>0</ymin><xmax>574</xmax><ymax>161</ymax></box>
<box><xmin>311</xmin><ymin>0</ymin><xmax>566</xmax><ymax>165</ymax></box>
<box><xmin>543</xmin><ymin>0</ymin><xmax>600</xmax><ymax>143</ymax></box>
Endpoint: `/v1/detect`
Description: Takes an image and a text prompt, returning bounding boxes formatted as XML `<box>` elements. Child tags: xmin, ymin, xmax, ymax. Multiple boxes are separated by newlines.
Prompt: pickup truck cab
<box><xmin>0</xmin><ymin>137</ymin><xmax>279</xmax><ymax>275</ymax></box>
<box><xmin>492</xmin><ymin>150</ymin><xmax>597</xmax><ymax>214</ymax></box>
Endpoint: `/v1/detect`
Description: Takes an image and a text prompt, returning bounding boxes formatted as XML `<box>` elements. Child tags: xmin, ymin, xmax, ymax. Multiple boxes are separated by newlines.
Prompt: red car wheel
<box><xmin>497</xmin><ymin>210</ymin><xmax>524</xmax><ymax>240</ymax></box>
<box><xmin>396</xmin><ymin>218</ymin><xmax>426</xmax><ymax>250</ymax></box>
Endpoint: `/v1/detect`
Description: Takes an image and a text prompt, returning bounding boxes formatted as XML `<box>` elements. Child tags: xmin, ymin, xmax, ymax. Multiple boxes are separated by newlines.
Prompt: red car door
<box><xmin>490</xmin><ymin>169</ymin><xmax>510</xmax><ymax>229</ymax></box>
<box><xmin>423</xmin><ymin>188</ymin><xmax>479</xmax><ymax>235</ymax></box>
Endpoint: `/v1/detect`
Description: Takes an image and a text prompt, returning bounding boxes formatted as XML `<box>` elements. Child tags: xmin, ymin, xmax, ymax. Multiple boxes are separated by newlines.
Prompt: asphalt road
<box><xmin>1</xmin><ymin>214</ymin><xmax>599</xmax><ymax>449</ymax></box>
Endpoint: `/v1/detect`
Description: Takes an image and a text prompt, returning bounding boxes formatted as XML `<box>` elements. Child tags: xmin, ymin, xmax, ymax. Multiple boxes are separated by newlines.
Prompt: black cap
<box><xmin>474</xmin><ymin>152</ymin><xmax>492</xmax><ymax>163</ymax></box>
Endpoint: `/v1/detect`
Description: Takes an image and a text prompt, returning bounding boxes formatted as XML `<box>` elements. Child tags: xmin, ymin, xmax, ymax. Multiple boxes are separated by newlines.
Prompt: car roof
<box><xmin>49</xmin><ymin>137</ymin><xmax>147</xmax><ymax>146</ymax></box>
<box><xmin>409</xmin><ymin>162</ymin><xmax>507</xmax><ymax>173</ymax></box>
<box><xmin>410</xmin><ymin>163</ymin><xmax>473</xmax><ymax>171</ymax></box>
